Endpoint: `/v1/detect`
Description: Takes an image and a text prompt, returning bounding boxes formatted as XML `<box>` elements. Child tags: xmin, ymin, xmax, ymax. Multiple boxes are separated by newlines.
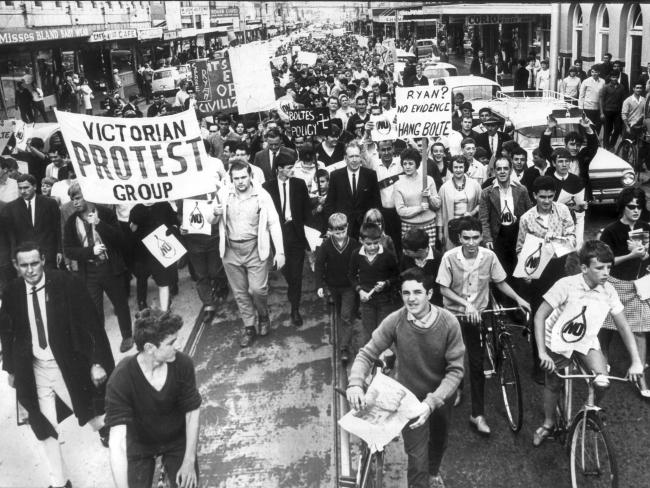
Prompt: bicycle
<box><xmin>552</xmin><ymin>361</ymin><xmax>629</xmax><ymax>488</ymax></box>
<box><xmin>335</xmin><ymin>359</ymin><xmax>387</xmax><ymax>488</ymax></box>
<box><xmin>456</xmin><ymin>301</ymin><xmax>530</xmax><ymax>432</ymax></box>
<box><xmin>615</xmin><ymin>124</ymin><xmax>648</xmax><ymax>181</ymax></box>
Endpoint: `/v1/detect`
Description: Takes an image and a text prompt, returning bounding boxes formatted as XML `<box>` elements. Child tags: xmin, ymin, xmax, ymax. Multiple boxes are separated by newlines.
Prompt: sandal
<box><xmin>633</xmin><ymin>377</ymin><xmax>650</xmax><ymax>399</ymax></box>
<box><xmin>533</xmin><ymin>425</ymin><xmax>554</xmax><ymax>447</ymax></box>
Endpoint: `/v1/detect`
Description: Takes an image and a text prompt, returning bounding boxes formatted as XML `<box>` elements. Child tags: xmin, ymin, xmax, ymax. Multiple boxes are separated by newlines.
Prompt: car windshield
<box><xmin>424</xmin><ymin>67</ymin><xmax>458</xmax><ymax>78</ymax></box>
<box><xmin>154</xmin><ymin>70</ymin><xmax>172</xmax><ymax>79</ymax></box>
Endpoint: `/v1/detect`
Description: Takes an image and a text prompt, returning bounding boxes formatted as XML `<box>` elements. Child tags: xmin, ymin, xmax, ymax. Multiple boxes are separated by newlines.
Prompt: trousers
<box><xmin>85</xmin><ymin>262</ymin><xmax>132</xmax><ymax>339</ymax></box>
<box><xmin>329</xmin><ymin>286</ymin><xmax>356</xmax><ymax>351</ymax></box>
<box><xmin>222</xmin><ymin>239</ymin><xmax>269</xmax><ymax>330</ymax></box>
<box><xmin>281</xmin><ymin>222</ymin><xmax>306</xmax><ymax>309</ymax></box>
<box><xmin>459</xmin><ymin>318</ymin><xmax>485</xmax><ymax>417</ymax></box>
<box><xmin>186</xmin><ymin>235</ymin><xmax>224</xmax><ymax>309</ymax></box>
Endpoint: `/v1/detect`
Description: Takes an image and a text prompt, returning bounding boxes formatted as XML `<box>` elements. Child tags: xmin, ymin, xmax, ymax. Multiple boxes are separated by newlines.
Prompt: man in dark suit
<box><xmin>262</xmin><ymin>154</ymin><xmax>311</xmax><ymax>326</ymax></box>
<box><xmin>63</xmin><ymin>183</ymin><xmax>133</xmax><ymax>353</ymax></box>
<box><xmin>612</xmin><ymin>60</ymin><xmax>630</xmax><ymax>94</ymax></box>
<box><xmin>323</xmin><ymin>142</ymin><xmax>381</xmax><ymax>239</ymax></box>
<box><xmin>475</xmin><ymin>116</ymin><xmax>512</xmax><ymax>161</ymax></box>
<box><xmin>252</xmin><ymin>128</ymin><xmax>297</xmax><ymax>182</ymax></box>
<box><xmin>0</xmin><ymin>241</ymin><xmax>114</xmax><ymax>488</ymax></box>
<box><xmin>470</xmin><ymin>50</ymin><xmax>487</xmax><ymax>76</ymax></box>
<box><xmin>1</xmin><ymin>174</ymin><xmax>61</xmax><ymax>269</ymax></box>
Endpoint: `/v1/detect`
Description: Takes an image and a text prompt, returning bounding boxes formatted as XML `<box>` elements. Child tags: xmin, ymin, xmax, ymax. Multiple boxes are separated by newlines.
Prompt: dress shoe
<box><xmin>48</xmin><ymin>480</ymin><xmax>72</xmax><ymax>488</ymax></box>
<box><xmin>340</xmin><ymin>348</ymin><xmax>350</xmax><ymax>363</ymax></box>
<box><xmin>239</xmin><ymin>327</ymin><xmax>256</xmax><ymax>348</ymax></box>
<box><xmin>98</xmin><ymin>425</ymin><xmax>110</xmax><ymax>447</ymax></box>
<box><xmin>258</xmin><ymin>316</ymin><xmax>271</xmax><ymax>336</ymax></box>
<box><xmin>203</xmin><ymin>309</ymin><xmax>216</xmax><ymax>325</ymax></box>
<box><xmin>469</xmin><ymin>415</ymin><xmax>491</xmax><ymax>436</ymax></box>
<box><xmin>291</xmin><ymin>308</ymin><xmax>303</xmax><ymax>327</ymax></box>
<box><xmin>119</xmin><ymin>337</ymin><xmax>134</xmax><ymax>353</ymax></box>
<box><xmin>429</xmin><ymin>473</ymin><xmax>446</xmax><ymax>488</ymax></box>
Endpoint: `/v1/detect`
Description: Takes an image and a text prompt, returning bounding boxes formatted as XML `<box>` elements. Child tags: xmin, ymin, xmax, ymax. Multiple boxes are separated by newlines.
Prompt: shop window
<box><xmin>4</xmin><ymin>1</ymin><xmax>15</xmax><ymax>6</ymax></box>
<box><xmin>76</xmin><ymin>1</ymin><xmax>83</xmax><ymax>8</ymax></box>
<box><xmin>111</xmin><ymin>49</ymin><xmax>133</xmax><ymax>73</ymax></box>
<box><xmin>596</xmin><ymin>5</ymin><xmax>610</xmax><ymax>62</ymax></box>
<box><xmin>0</xmin><ymin>51</ymin><xmax>34</xmax><ymax>113</ymax></box>
<box><xmin>34</xmin><ymin>1</ymin><xmax>42</xmax><ymax>6</ymax></box>
<box><xmin>632</xmin><ymin>4</ymin><xmax>643</xmax><ymax>29</ymax></box>
<box><xmin>36</xmin><ymin>50</ymin><xmax>56</xmax><ymax>97</ymax></box>
<box><xmin>55</xmin><ymin>1</ymin><xmax>62</xmax><ymax>7</ymax></box>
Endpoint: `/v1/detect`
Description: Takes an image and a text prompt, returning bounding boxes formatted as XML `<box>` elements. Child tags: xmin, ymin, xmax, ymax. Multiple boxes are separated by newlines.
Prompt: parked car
<box><xmin>483</xmin><ymin>91</ymin><xmax>635</xmax><ymax>204</ymax></box>
<box><xmin>441</xmin><ymin>75</ymin><xmax>502</xmax><ymax>116</ymax></box>
<box><xmin>422</xmin><ymin>61</ymin><xmax>458</xmax><ymax>82</ymax></box>
<box><xmin>415</xmin><ymin>38</ymin><xmax>437</xmax><ymax>59</ymax></box>
<box><xmin>151</xmin><ymin>65</ymin><xmax>190</xmax><ymax>94</ymax></box>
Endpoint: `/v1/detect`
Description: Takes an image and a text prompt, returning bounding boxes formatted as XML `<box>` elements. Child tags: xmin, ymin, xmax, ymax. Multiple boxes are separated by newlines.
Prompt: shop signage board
<box><xmin>55</xmin><ymin>110</ymin><xmax>219</xmax><ymax>205</ymax></box>
<box><xmin>189</xmin><ymin>55</ymin><xmax>237</xmax><ymax>116</ymax></box>
<box><xmin>163</xmin><ymin>29</ymin><xmax>181</xmax><ymax>41</ymax></box>
<box><xmin>89</xmin><ymin>29</ymin><xmax>137</xmax><ymax>43</ymax></box>
<box><xmin>466</xmin><ymin>15</ymin><xmax>534</xmax><ymax>25</ymax></box>
<box><xmin>0</xmin><ymin>26</ymin><xmax>90</xmax><ymax>44</ymax></box>
<box><xmin>210</xmin><ymin>6</ymin><xmax>239</xmax><ymax>19</ymax></box>
<box><xmin>180</xmin><ymin>6</ymin><xmax>210</xmax><ymax>16</ymax></box>
<box><xmin>395</xmin><ymin>85</ymin><xmax>452</xmax><ymax>139</ymax></box>
<box><xmin>138</xmin><ymin>27</ymin><xmax>163</xmax><ymax>40</ymax></box>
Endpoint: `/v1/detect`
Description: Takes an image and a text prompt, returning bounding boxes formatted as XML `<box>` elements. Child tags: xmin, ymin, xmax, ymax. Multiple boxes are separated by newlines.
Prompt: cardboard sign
<box><xmin>380</xmin><ymin>39</ymin><xmax>396</xmax><ymax>66</ymax></box>
<box><xmin>370</xmin><ymin>113</ymin><xmax>397</xmax><ymax>142</ymax></box>
<box><xmin>271</xmin><ymin>55</ymin><xmax>292</xmax><ymax>69</ymax></box>
<box><xmin>513</xmin><ymin>234</ymin><xmax>554</xmax><ymax>279</ymax></box>
<box><xmin>142</xmin><ymin>224</ymin><xmax>187</xmax><ymax>267</ymax></box>
<box><xmin>304</xmin><ymin>225</ymin><xmax>323</xmax><ymax>251</ymax></box>
<box><xmin>56</xmin><ymin>110</ymin><xmax>219</xmax><ymax>204</ymax></box>
<box><xmin>355</xmin><ymin>35</ymin><xmax>368</xmax><ymax>49</ymax></box>
<box><xmin>395</xmin><ymin>85</ymin><xmax>452</xmax><ymax>139</ymax></box>
<box><xmin>287</xmin><ymin>108</ymin><xmax>330</xmax><ymax>138</ymax></box>
<box><xmin>296</xmin><ymin>51</ymin><xmax>318</xmax><ymax>66</ymax></box>
<box><xmin>189</xmin><ymin>55</ymin><xmax>237</xmax><ymax>116</ymax></box>
<box><xmin>229</xmin><ymin>44</ymin><xmax>276</xmax><ymax>114</ymax></box>
<box><xmin>549</xmin><ymin>299</ymin><xmax>610</xmax><ymax>357</ymax></box>
<box><xmin>182</xmin><ymin>198</ymin><xmax>213</xmax><ymax>235</ymax></box>
<box><xmin>13</xmin><ymin>120</ymin><xmax>32</xmax><ymax>151</ymax></box>
<box><xmin>0</xmin><ymin>119</ymin><xmax>15</xmax><ymax>154</ymax></box>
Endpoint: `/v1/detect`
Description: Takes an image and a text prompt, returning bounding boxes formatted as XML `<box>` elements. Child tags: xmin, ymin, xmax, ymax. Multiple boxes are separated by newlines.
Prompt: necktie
<box><xmin>270</xmin><ymin>151</ymin><xmax>276</xmax><ymax>171</ymax></box>
<box><xmin>352</xmin><ymin>172</ymin><xmax>357</xmax><ymax>198</ymax></box>
<box><xmin>282</xmin><ymin>182</ymin><xmax>287</xmax><ymax>222</ymax></box>
<box><xmin>31</xmin><ymin>285</ymin><xmax>47</xmax><ymax>349</ymax></box>
<box><xmin>490</xmin><ymin>135</ymin><xmax>495</xmax><ymax>155</ymax></box>
<box><xmin>27</xmin><ymin>199</ymin><xmax>33</xmax><ymax>226</ymax></box>
<box><xmin>480</xmin><ymin>62</ymin><xmax>484</xmax><ymax>75</ymax></box>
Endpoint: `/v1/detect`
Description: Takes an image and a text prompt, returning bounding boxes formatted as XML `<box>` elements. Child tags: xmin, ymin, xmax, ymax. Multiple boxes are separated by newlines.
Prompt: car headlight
<box><xmin>621</xmin><ymin>171</ymin><xmax>635</xmax><ymax>186</ymax></box>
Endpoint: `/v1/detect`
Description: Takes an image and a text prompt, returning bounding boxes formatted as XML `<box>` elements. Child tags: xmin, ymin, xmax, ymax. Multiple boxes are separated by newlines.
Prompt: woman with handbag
<box><xmin>599</xmin><ymin>187</ymin><xmax>650</xmax><ymax>398</ymax></box>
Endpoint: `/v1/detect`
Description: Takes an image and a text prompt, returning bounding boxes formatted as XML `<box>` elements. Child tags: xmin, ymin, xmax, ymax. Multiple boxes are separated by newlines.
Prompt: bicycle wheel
<box><xmin>498</xmin><ymin>335</ymin><xmax>523</xmax><ymax>432</ymax></box>
<box><xmin>359</xmin><ymin>446</ymin><xmax>383</xmax><ymax>488</ymax></box>
<box><xmin>569</xmin><ymin>411</ymin><xmax>618</xmax><ymax>488</ymax></box>
<box><xmin>615</xmin><ymin>139</ymin><xmax>639</xmax><ymax>177</ymax></box>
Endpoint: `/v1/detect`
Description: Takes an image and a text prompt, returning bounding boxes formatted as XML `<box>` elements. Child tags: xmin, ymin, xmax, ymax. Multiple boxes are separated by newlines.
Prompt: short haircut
<box><xmin>266</xmin><ymin>128</ymin><xmax>281</xmax><ymax>140</ymax></box>
<box><xmin>402</xmin><ymin>228</ymin><xmax>429</xmax><ymax>251</ymax></box>
<box><xmin>30</xmin><ymin>137</ymin><xmax>44</xmax><ymax>150</ymax></box>
<box><xmin>451</xmin><ymin>154</ymin><xmax>470</xmax><ymax>172</ymax></box>
<box><xmin>217</xmin><ymin>114</ymin><xmax>230</xmax><ymax>124</ymax></box>
<box><xmin>223</xmin><ymin>140</ymin><xmax>239</xmax><ymax>153</ymax></box>
<box><xmin>478</xmin><ymin>107</ymin><xmax>491</xmax><ymax>115</ymax></box>
<box><xmin>552</xmin><ymin>147</ymin><xmax>572</xmax><ymax>162</ymax></box>
<box><xmin>133</xmin><ymin>308</ymin><xmax>183</xmax><ymax>351</ymax></box>
<box><xmin>316</xmin><ymin>168</ymin><xmax>329</xmax><ymax>180</ymax></box>
<box><xmin>456</xmin><ymin>216</ymin><xmax>482</xmax><ymax>235</ymax></box>
<box><xmin>67</xmin><ymin>181</ymin><xmax>82</xmax><ymax>198</ymax></box>
<box><xmin>16</xmin><ymin>173</ymin><xmax>36</xmax><ymax>186</ymax></box>
<box><xmin>400</xmin><ymin>147</ymin><xmax>421</xmax><ymax>168</ymax></box>
<box><xmin>494</xmin><ymin>157</ymin><xmax>512</xmax><ymax>169</ymax></box>
<box><xmin>13</xmin><ymin>240</ymin><xmax>43</xmax><ymax>259</ymax></box>
<box><xmin>502</xmin><ymin>140</ymin><xmax>519</xmax><ymax>155</ymax></box>
<box><xmin>359</xmin><ymin>222</ymin><xmax>382</xmax><ymax>240</ymax></box>
<box><xmin>41</xmin><ymin>176</ymin><xmax>57</xmax><ymax>186</ymax></box>
<box><xmin>532</xmin><ymin>175</ymin><xmax>556</xmax><ymax>194</ymax></box>
<box><xmin>616</xmin><ymin>186</ymin><xmax>646</xmax><ymax>217</ymax></box>
<box><xmin>363</xmin><ymin>208</ymin><xmax>384</xmax><ymax>227</ymax></box>
<box><xmin>228</xmin><ymin>159</ymin><xmax>252</xmax><ymax>175</ymax></box>
<box><xmin>345</xmin><ymin>140</ymin><xmax>361</xmax><ymax>154</ymax></box>
<box><xmin>328</xmin><ymin>212</ymin><xmax>347</xmax><ymax>228</ymax></box>
<box><xmin>460</xmin><ymin>137</ymin><xmax>475</xmax><ymax>149</ymax></box>
<box><xmin>399</xmin><ymin>266</ymin><xmax>433</xmax><ymax>292</ymax></box>
<box><xmin>0</xmin><ymin>157</ymin><xmax>17</xmax><ymax>171</ymax></box>
<box><xmin>474</xmin><ymin>147</ymin><xmax>488</xmax><ymax>159</ymax></box>
<box><xmin>512</xmin><ymin>147</ymin><xmax>528</xmax><ymax>159</ymax></box>
<box><xmin>564</xmin><ymin>131</ymin><xmax>584</xmax><ymax>145</ymax></box>
<box><xmin>579</xmin><ymin>240</ymin><xmax>614</xmax><ymax>266</ymax></box>
<box><xmin>299</xmin><ymin>143</ymin><xmax>315</xmax><ymax>161</ymax></box>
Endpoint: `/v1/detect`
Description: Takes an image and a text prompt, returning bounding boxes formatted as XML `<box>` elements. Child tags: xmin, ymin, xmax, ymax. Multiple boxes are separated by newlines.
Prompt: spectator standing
<box><xmin>142</xmin><ymin>63</ymin><xmax>154</xmax><ymax>103</ymax></box>
<box><xmin>578</xmin><ymin>67</ymin><xmax>605</xmax><ymax>134</ymax></box>
<box><xmin>600</xmin><ymin>73</ymin><xmax>627</xmax><ymax>150</ymax></box>
<box><xmin>78</xmin><ymin>78</ymin><xmax>94</xmax><ymax>115</ymax></box>
<box><xmin>559</xmin><ymin>67</ymin><xmax>581</xmax><ymax>101</ymax></box>
<box><xmin>31</xmin><ymin>81</ymin><xmax>48</xmax><ymax>122</ymax></box>
<box><xmin>15</xmin><ymin>80</ymin><xmax>34</xmax><ymax>123</ymax></box>
<box><xmin>0</xmin><ymin>158</ymin><xmax>19</xmax><ymax>204</ymax></box>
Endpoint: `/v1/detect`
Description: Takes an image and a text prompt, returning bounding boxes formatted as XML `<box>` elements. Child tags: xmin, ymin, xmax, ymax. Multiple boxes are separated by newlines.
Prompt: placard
<box><xmin>55</xmin><ymin>110</ymin><xmax>219</xmax><ymax>204</ymax></box>
<box><xmin>189</xmin><ymin>55</ymin><xmax>237</xmax><ymax>116</ymax></box>
<box><xmin>287</xmin><ymin>108</ymin><xmax>330</xmax><ymax>138</ymax></box>
<box><xmin>513</xmin><ymin>234</ymin><xmax>554</xmax><ymax>279</ymax></box>
<box><xmin>395</xmin><ymin>85</ymin><xmax>452</xmax><ymax>139</ymax></box>
<box><xmin>296</xmin><ymin>51</ymin><xmax>318</xmax><ymax>66</ymax></box>
<box><xmin>304</xmin><ymin>225</ymin><xmax>323</xmax><ymax>251</ymax></box>
<box><xmin>370</xmin><ymin>113</ymin><xmax>397</xmax><ymax>142</ymax></box>
<box><xmin>548</xmin><ymin>299</ymin><xmax>610</xmax><ymax>357</ymax></box>
<box><xmin>142</xmin><ymin>224</ymin><xmax>187</xmax><ymax>267</ymax></box>
<box><xmin>13</xmin><ymin>120</ymin><xmax>32</xmax><ymax>151</ymax></box>
<box><xmin>271</xmin><ymin>55</ymin><xmax>292</xmax><ymax>69</ymax></box>
<box><xmin>229</xmin><ymin>44</ymin><xmax>276</xmax><ymax>114</ymax></box>
<box><xmin>354</xmin><ymin>35</ymin><xmax>368</xmax><ymax>49</ymax></box>
<box><xmin>0</xmin><ymin>119</ymin><xmax>15</xmax><ymax>154</ymax></box>
<box><xmin>182</xmin><ymin>198</ymin><xmax>214</xmax><ymax>235</ymax></box>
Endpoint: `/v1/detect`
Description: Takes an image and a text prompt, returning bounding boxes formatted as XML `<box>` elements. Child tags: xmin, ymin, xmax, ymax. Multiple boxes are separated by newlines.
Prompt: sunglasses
<box><xmin>626</xmin><ymin>204</ymin><xmax>641</xmax><ymax>210</ymax></box>
<box><xmin>329</xmin><ymin>225</ymin><xmax>347</xmax><ymax>231</ymax></box>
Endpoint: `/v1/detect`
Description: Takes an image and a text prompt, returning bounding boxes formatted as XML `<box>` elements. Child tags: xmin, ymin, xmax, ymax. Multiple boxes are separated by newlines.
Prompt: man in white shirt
<box><xmin>0</xmin><ymin>157</ymin><xmax>19</xmax><ymax>204</ymax></box>
<box><xmin>461</xmin><ymin>138</ymin><xmax>487</xmax><ymax>186</ymax></box>
<box><xmin>579</xmin><ymin>67</ymin><xmax>605</xmax><ymax>134</ymax></box>
<box><xmin>447</xmin><ymin>116</ymin><xmax>480</xmax><ymax>156</ymax></box>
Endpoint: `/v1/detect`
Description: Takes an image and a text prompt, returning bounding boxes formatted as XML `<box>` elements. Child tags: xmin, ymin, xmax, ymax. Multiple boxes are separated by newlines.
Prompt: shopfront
<box><xmin>138</xmin><ymin>27</ymin><xmax>168</xmax><ymax>69</ymax></box>
<box><xmin>83</xmin><ymin>29</ymin><xmax>139</xmax><ymax>98</ymax></box>
<box><xmin>0</xmin><ymin>26</ymin><xmax>92</xmax><ymax>118</ymax></box>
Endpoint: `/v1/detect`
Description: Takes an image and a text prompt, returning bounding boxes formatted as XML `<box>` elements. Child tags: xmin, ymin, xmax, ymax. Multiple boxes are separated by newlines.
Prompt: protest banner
<box><xmin>370</xmin><ymin>113</ymin><xmax>397</xmax><ymax>142</ymax></box>
<box><xmin>332</xmin><ymin>28</ymin><xmax>346</xmax><ymax>37</ymax></box>
<box><xmin>142</xmin><ymin>224</ymin><xmax>187</xmax><ymax>267</ymax></box>
<box><xmin>354</xmin><ymin>35</ymin><xmax>368</xmax><ymax>49</ymax></box>
<box><xmin>189</xmin><ymin>55</ymin><xmax>237</xmax><ymax>116</ymax></box>
<box><xmin>395</xmin><ymin>85</ymin><xmax>452</xmax><ymax>139</ymax></box>
<box><xmin>229</xmin><ymin>43</ymin><xmax>276</xmax><ymax>114</ymax></box>
<box><xmin>338</xmin><ymin>372</ymin><xmax>424</xmax><ymax>452</ymax></box>
<box><xmin>380</xmin><ymin>38</ymin><xmax>396</xmax><ymax>66</ymax></box>
<box><xmin>296</xmin><ymin>51</ymin><xmax>318</xmax><ymax>66</ymax></box>
<box><xmin>182</xmin><ymin>198</ymin><xmax>214</xmax><ymax>236</ymax></box>
<box><xmin>286</xmin><ymin>108</ymin><xmax>330</xmax><ymax>138</ymax></box>
<box><xmin>0</xmin><ymin>119</ymin><xmax>15</xmax><ymax>154</ymax></box>
<box><xmin>55</xmin><ymin>110</ymin><xmax>219</xmax><ymax>204</ymax></box>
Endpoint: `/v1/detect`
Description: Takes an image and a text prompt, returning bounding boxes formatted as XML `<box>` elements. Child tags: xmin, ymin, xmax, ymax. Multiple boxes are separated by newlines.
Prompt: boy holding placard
<box><xmin>532</xmin><ymin>240</ymin><xmax>644</xmax><ymax>446</ymax></box>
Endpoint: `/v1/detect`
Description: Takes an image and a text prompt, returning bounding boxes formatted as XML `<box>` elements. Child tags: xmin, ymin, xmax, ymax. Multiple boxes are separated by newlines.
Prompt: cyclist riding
<box><xmin>532</xmin><ymin>240</ymin><xmax>644</xmax><ymax>447</ymax></box>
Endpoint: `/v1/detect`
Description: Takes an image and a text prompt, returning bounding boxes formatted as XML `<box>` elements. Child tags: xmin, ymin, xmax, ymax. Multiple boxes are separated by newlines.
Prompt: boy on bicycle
<box><xmin>347</xmin><ymin>267</ymin><xmax>465</xmax><ymax>488</ymax></box>
<box><xmin>532</xmin><ymin>240</ymin><xmax>644</xmax><ymax>446</ymax></box>
<box><xmin>436</xmin><ymin>216</ymin><xmax>530</xmax><ymax>436</ymax></box>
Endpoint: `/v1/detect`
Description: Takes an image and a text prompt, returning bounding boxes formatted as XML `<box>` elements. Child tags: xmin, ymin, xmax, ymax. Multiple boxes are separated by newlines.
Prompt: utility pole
<box><xmin>549</xmin><ymin>3</ymin><xmax>560</xmax><ymax>91</ymax></box>
<box><xmin>394</xmin><ymin>8</ymin><xmax>399</xmax><ymax>40</ymax></box>
<box><xmin>239</xmin><ymin>1</ymin><xmax>247</xmax><ymax>44</ymax></box>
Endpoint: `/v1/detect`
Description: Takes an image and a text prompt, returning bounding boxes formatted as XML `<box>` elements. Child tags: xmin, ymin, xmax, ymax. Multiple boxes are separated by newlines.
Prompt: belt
<box><xmin>228</xmin><ymin>237</ymin><xmax>257</xmax><ymax>243</ymax></box>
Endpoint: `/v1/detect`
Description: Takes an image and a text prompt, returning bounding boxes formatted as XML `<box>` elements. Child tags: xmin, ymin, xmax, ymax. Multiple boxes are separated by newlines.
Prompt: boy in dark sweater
<box><xmin>400</xmin><ymin>227</ymin><xmax>443</xmax><ymax>306</ymax></box>
<box><xmin>105</xmin><ymin>309</ymin><xmax>202</xmax><ymax>488</ymax></box>
<box><xmin>348</xmin><ymin>222</ymin><xmax>399</xmax><ymax>339</ymax></box>
<box><xmin>347</xmin><ymin>267</ymin><xmax>465</xmax><ymax>488</ymax></box>
<box><xmin>315</xmin><ymin>213</ymin><xmax>360</xmax><ymax>362</ymax></box>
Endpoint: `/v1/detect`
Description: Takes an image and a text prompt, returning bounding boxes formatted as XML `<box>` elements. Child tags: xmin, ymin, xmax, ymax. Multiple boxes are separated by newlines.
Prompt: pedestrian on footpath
<box><xmin>0</xmin><ymin>241</ymin><xmax>115</xmax><ymax>488</ymax></box>
<box><xmin>210</xmin><ymin>160</ymin><xmax>285</xmax><ymax>348</ymax></box>
<box><xmin>105</xmin><ymin>309</ymin><xmax>201</xmax><ymax>488</ymax></box>
<box><xmin>347</xmin><ymin>267</ymin><xmax>465</xmax><ymax>488</ymax></box>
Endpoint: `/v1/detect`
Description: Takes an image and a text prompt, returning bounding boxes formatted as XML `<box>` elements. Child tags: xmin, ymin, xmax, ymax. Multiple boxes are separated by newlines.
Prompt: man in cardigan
<box><xmin>347</xmin><ymin>267</ymin><xmax>465</xmax><ymax>488</ymax></box>
<box><xmin>63</xmin><ymin>183</ymin><xmax>133</xmax><ymax>353</ymax></box>
<box><xmin>211</xmin><ymin>160</ymin><xmax>285</xmax><ymax>347</ymax></box>
<box><xmin>0</xmin><ymin>241</ymin><xmax>114</xmax><ymax>488</ymax></box>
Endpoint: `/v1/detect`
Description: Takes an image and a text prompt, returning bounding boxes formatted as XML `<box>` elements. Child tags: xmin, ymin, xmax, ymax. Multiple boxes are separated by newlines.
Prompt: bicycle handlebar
<box><xmin>454</xmin><ymin>306</ymin><xmax>529</xmax><ymax>322</ymax></box>
<box><xmin>554</xmin><ymin>372</ymin><xmax>630</xmax><ymax>383</ymax></box>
